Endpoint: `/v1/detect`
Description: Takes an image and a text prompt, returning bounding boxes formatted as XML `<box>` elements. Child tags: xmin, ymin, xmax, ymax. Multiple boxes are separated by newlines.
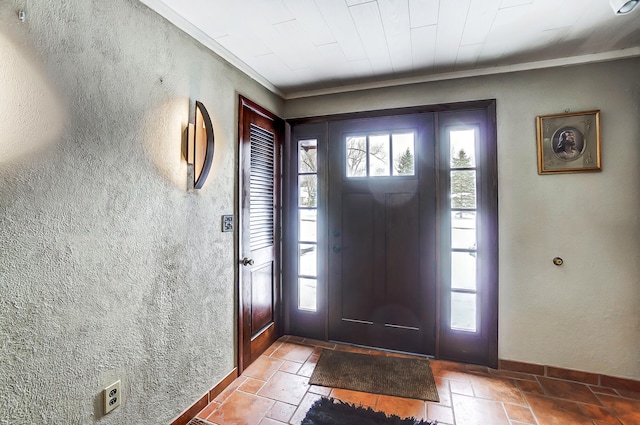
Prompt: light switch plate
<box><xmin>222</xmin><ymin>215</ymin><xmax>233</xmax><ymax>232</ymax></box>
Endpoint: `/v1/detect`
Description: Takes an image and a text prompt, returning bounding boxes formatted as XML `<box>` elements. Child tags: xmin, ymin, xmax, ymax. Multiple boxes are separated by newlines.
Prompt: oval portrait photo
<box><xmin>552</xmin><ymin>126</ymin><xmax>585</xmax><ymax>161</ymax></box>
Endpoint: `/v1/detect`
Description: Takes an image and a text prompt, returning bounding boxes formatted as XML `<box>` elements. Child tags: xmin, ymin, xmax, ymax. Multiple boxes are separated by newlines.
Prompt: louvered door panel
<box><xmin>250</xmin><ymin>124</ymin><xmax>275</xmax><ymax>251</ymax></box>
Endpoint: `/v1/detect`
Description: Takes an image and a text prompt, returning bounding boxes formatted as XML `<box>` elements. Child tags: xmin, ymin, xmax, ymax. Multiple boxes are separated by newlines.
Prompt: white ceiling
<box><xmin>141</xmin><ymin>0</ymin><xmax>640</xmax><ymax>98</ymax></box>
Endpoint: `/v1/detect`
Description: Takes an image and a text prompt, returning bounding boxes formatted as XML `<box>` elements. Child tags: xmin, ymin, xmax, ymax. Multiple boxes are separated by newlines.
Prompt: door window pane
<box><xmin>299</xmin><ymin>244</ymin><xmax>317</xmax><ymax>277</ymax></box>
<box><xmin>451</xmin><ymin>251</ymin><xmax>476</xmax><ymax>291</ymax></box>
<box><xmin>451</xmin><ymin>170</ymin><xmax>476</xmax><ymax>209</ymax></box>
<box><xmin>369</xmin><ymin>134</ymin><xmax>390</xmax><ymax>176</ymax></box>
<box><xmin>298</xmin><ymin>175</ymin><xmax>317</xmax><ymax>207</ymax></box>
<box><xmin>451</xmin><ymin>292</ymin><xmax>477</xmax><ymax>332</ymax></box>
<box><xmin>392</xmin><ymin>133</ymin><xmax>415</xmax><ymax>176</ymax></box>
<box><xmin>298</xmin><ymin>278</ymin><xmax>317</xmax><ymax>311</ymax></box>
<box><xmin>299</xmin><ymin>139</ymin><xmax>317</xmax><ymax>173</ymax></box>
<box><xmin>451</xmin><ymin>211</ymin><xmax>476</xmax><ymax>250</ymax></box>
<box><xmin>346</xmin><ymin>136</ymin><xmax>367</xmax><ymax>177</ymax></box>
<box><xmin>346</xmin><ymin>132</ymin><xmax>417</xmax><ymax>178</ymax></box>
<box><xmin>450</xmin><ymin>130</ymin><xmax>476</xmax><ymax>168</ymax></box>
<box><xmin>299</xmin><ymin>209</ymin><xmax>317</xmax><ymax>242</ymax></box>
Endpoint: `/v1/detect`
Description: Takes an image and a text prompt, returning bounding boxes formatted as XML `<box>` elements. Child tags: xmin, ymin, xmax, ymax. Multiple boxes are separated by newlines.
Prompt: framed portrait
<box><xmin>536</xmin><ymin>110</ymin><xmax>601</xmax><ymax>174</ymax></box>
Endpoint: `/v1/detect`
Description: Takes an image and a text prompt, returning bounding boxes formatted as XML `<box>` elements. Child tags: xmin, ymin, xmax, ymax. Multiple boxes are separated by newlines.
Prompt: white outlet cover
<box><xmin>104</xmin><ymin>380</ymin><xmax>121</xmax><ymax>414</ymax></box>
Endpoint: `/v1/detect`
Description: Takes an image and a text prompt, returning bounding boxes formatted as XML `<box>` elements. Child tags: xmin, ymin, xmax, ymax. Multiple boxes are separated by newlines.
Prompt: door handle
<box><xmin>332</xmin><ymin>245</ymin><xmax>341</xmax><ymax>253</ymax></box>
<box><xmin>241</xmin><ymin>257</ymin><xmax>254</xmax><ymax>266</ymax></box>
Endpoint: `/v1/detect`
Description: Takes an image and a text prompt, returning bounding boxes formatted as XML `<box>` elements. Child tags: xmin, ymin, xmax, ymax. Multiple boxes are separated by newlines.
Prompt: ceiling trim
<box><xmin>285</xmin><ymin>47</ymin><xmax>640</xmax><ymax>100</ymax></box>
<box><xmin>139</xmin><ymin>0</ymin><xmax>284</xmax><ymax>98</ymax></box>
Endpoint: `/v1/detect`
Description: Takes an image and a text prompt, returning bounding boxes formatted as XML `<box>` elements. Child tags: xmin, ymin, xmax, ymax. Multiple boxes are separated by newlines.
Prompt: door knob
<box><xmin>332</xmin><ymin>245</ymin><xmax>341</xmax><ymax>253</ymax></box>
<box><xmin>241</xmin><ymin>257</ymin><xmax>254</xmax><ymax>266</ymax></box>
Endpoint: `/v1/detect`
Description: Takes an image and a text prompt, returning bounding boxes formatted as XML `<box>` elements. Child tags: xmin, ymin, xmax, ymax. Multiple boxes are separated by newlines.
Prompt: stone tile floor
<box><xmin>193</xmin><ymin>335</ymin><xmax>640</xmax><ymax>425</ymax></box>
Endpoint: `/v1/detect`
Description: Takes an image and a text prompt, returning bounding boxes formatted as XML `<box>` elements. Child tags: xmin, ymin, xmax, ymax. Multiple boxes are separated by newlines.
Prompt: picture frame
<box><xmin>536</xmin><ymin>110</ymin><xmax>601</xmax><ymax>174</ymax></box>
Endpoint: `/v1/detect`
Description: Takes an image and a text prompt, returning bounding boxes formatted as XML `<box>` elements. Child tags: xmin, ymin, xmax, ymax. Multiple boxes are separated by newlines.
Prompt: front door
<box><xmin>287</xmin><ymin>101</ymin><xmax>498</xmax><ymax>367</ymax></box>
<box><xmin>238</xmin><ymin>96</ymin><xmax>282</xmax><ymax>372</ymax></box>
<box><xmin>327</xmin><ymin>114</ymin><xmax>437</xmax><ymax>355</ymax></box>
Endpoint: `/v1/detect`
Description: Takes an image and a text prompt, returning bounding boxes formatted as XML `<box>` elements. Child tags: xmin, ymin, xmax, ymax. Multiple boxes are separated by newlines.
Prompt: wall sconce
<box><xmin>186</xmin><ymin>101</ymin><xmax>214</xmax><ymax>189</ymax></box>
<box><xmin>610</xmin><ymin>0</ymin><xmax>639</xmax><ymax>14</ymax></box>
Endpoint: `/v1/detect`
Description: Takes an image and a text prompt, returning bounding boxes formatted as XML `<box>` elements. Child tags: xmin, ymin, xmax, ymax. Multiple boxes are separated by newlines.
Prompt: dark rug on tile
<box><xmin>301</xmin><ymin>397</ymin><xmax>436</xmax><ymax>425</ymax></box>
<box><xmin>309</xmin><ymin>349</ymin><xmax>439</xmax><ymax>402</ymax></box>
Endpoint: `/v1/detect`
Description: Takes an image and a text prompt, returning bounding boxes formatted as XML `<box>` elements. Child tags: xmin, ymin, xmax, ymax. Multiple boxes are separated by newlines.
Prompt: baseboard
<box><xmin>169</xmin><ymin>367</ymin><xmax>238</xmax><ymax>425</ymax></box>
<box><xmin>499</xmin><ymin>359</ymin><xmax>640</xmax><ymax>393</ymax></box>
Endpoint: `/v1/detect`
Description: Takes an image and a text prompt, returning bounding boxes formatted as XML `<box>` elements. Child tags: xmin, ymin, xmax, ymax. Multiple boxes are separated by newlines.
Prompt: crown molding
<box><xmin>285</xmin><ymin>47</ymin><xmax>640</xmax><ymax>99</ymax></box>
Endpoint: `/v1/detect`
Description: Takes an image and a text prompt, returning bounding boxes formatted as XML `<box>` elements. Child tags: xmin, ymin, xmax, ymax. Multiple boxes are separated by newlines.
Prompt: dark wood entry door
<box><xmin>327</xmin><ymin>114</ymin><xmax>437</xmax><ymax>355</ymax></box>
<box><xmin>238</xmin><ymin>96</ymin><xmax>282</xmax><ymax>372</ymax></box>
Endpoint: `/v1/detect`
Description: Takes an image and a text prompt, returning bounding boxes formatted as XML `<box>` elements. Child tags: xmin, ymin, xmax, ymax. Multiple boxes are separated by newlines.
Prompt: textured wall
<box><xmin>0</xmin><ymin>0</ymin><xmax>282</xmax><ymax>424</ymax></box>
<box><xmin>285</xmin><ymin>58</ymin><xmax>640</xmax><ymax>381</ymax></box>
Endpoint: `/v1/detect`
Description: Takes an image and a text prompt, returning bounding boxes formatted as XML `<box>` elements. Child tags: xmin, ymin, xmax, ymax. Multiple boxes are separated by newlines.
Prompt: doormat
<box><xmin>301</xmin><ymin>397</ymin><xmax>437</xmax><ymax>425</ymax></box>
<box><xmin>309</xmin><ymin>350</ymin><xmax>439</xmax><ymax>402</ymax></box>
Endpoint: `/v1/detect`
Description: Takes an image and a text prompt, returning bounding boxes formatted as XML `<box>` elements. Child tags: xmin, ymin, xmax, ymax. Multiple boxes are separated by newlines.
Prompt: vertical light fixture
<box><xmin>186</xmin><ymin>101</ymin><xmax>214</xmax><ymax>189</ymax></box>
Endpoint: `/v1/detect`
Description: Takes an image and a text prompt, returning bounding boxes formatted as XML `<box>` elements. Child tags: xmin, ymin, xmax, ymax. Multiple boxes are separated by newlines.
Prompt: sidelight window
<box><xmin>449</xmin><ymin>128</ymin><xmax>478</xmax><ymax>332</ymax></box>
<box><xmin>297</xmin><ymin>139</ymin><xmax>318</xmax><ymax>311</ymax></box>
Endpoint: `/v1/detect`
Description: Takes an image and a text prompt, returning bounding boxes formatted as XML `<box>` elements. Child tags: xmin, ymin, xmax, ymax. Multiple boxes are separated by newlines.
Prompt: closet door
<box><xmin>238</xmin><ymin>96</ymin><xmax>283</xmax><ymax>372</ymax></box>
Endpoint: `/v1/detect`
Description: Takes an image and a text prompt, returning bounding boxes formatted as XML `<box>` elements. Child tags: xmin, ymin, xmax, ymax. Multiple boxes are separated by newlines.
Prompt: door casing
<box><xmin>284</xmin><ymin>100</ymin><xmax>498</xmax><ymax>367</ymax></box>
<box><xmin>238</xmin><ymin>96</ymin><xmax>284</xmax><ymax>373</ymax></box>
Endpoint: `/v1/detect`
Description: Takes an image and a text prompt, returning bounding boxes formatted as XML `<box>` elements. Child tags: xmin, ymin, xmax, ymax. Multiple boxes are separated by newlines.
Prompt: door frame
<box><xmin>436</xmin><ymin>105</ymin><xmax>499</xmax><ymax>367</ymax></box>
<box><xmin>237</xmin><ymin>95</ymin><xmax>284</xmax><ymax>373</ymax></box>
<box><xmin>284</xmin><ymin>123</ymin><xmax>329</xmax><ymax>341</ymax></box>
<box><xmin>285</xmin><ymin>100</ymin><xmax>498</xmax><ymax>367</ymax></box>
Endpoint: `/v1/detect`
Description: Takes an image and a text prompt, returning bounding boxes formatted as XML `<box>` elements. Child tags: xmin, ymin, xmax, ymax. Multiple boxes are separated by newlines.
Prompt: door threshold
<box><xmin>327</xmin><ymin>339</ymin><xmax>435</xmax><ymax>359</ymax></box>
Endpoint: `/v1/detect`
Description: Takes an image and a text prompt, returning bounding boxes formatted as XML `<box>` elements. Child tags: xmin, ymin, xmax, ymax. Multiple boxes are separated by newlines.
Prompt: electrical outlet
<box><xmin>103</xmin><ymin>380</ymin><xmax>121</xmax><ymax>414</ymax></box>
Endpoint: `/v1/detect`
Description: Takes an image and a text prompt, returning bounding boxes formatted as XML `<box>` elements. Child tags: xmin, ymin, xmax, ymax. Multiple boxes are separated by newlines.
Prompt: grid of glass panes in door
<box><xmin>297</xmin><ymin>139</ymin><xmax>318</xmax><ymax>311</ymax></box>
<box><xmin>449</xmin><ymin>128</ymin><xmax>479</xmax><ymax>332</ymax></box>
<box><xmin>346</xmin><ymin>133</ymin><xmax>415</xmax><ymax>177</ymax></box>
